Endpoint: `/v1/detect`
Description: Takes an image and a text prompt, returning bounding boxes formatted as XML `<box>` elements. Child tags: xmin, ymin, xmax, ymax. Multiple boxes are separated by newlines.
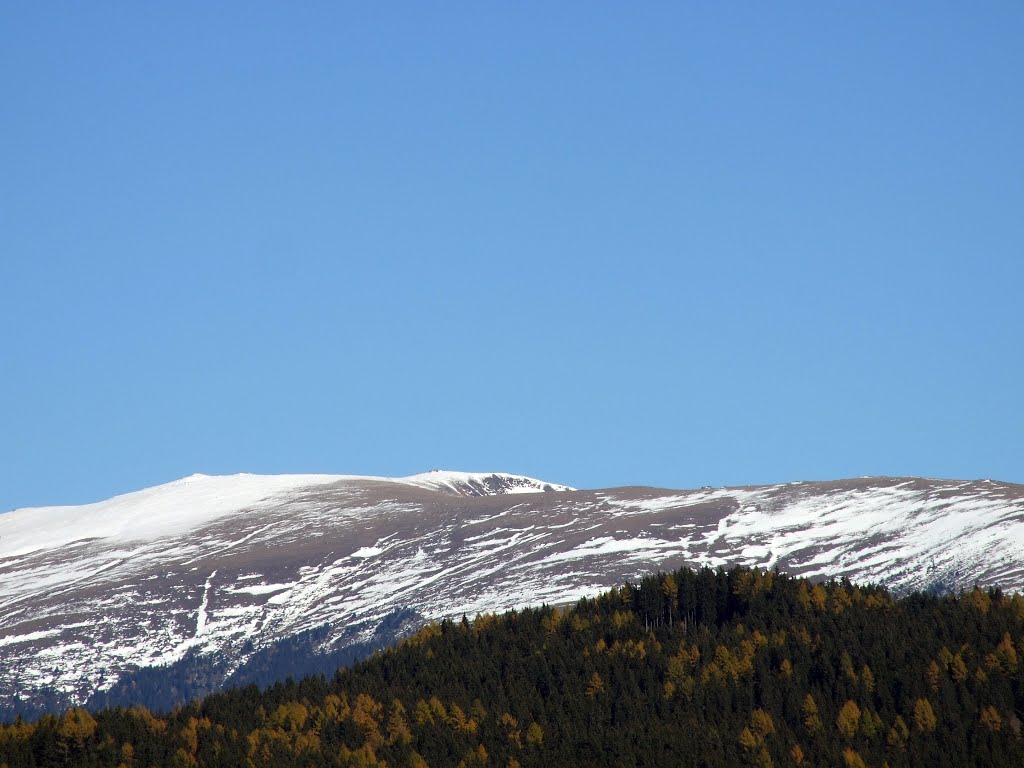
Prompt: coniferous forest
<box><xmin>2</xmin><ymin>566</ymin><xmax>1023</xmax><ymax>768</ymax></box>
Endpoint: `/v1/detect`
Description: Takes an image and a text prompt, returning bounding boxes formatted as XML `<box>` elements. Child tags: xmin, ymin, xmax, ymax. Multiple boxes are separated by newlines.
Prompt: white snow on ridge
<box><xmin>402</xmin><ymin>470</ymin><xmax>575</xmax><ymax>495</ymax></box>
<box><xmin>0</xmin><ymin>474</ymin><xmax>345</xmax><ymax>559</ymax></box>
<box><xmin>0</xmin><ymin>470</ymin><xmax>573</xmax><ymax>558</ymax></box>
<box><xmin>701</xmin><ymin>484</ymin><xmax>1024</xmax><ymax>584</ymax></box>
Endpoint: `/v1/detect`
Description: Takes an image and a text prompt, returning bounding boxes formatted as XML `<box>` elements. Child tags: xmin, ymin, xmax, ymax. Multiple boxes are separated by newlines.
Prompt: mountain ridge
<box><xmin>2</xmin><ymin>471</ymin><xmax>1023</xmax><ymax>717</ymax></box>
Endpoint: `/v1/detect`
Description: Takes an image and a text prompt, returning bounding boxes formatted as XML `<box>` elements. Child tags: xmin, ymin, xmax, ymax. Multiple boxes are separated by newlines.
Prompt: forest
<box><xmin>1</xmin><ymin>566</ymin><xmax>1022</xmax><ymax>767</ymax></box>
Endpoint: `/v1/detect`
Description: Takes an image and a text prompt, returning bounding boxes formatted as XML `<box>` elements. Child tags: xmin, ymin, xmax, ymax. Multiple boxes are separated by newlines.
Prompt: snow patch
<box><xmin>227</xmin><ymin>583</ymin><xmax>292</xmax><ymax>596</ymax></box>
<box><xmin>0</xmin><ymin>629</ymin><xmax>63</xmax><ymax>648</ymax></box>
<box><xmin>352</xmin><ymin>546</ymin><xmax>384</xmax><ymax>558</ymax></box>
<box><xmin>195</xmin><ymin>570</ymin><xmax>217</xmax><ymax>636</ymax></box>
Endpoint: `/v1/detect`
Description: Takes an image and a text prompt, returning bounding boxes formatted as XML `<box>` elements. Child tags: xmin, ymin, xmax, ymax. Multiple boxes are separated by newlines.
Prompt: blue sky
<box><xmin>2</xmin><ymin>3</ymin><xmax>1022</xmax><ymax>510</ymax></box>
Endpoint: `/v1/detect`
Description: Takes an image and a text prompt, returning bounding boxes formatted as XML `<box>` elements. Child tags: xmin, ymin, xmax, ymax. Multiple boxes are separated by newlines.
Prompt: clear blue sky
<box><xmin>2</xmin><ymin>3</ymin><xmax>1022</xmax><ymax>511</ymax></box>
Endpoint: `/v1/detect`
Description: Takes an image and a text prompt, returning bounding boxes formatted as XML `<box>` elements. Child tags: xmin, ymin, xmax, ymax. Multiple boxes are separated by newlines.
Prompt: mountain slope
<box><xmin>4</xmin><ymin>567</ymin><xmax>1024</xmax><ymax>768</ymax></box>
<box><xmin>1</xmin><ymin>472</ymin><xmax>1023</xmax><ymax>716</ymax></box>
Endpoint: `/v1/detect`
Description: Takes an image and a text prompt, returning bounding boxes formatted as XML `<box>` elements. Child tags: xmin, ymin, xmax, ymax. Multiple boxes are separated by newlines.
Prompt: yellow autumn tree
<box><xmin>271</xmin><ymin>702</ymin><xmax>308</xmax><ymax>733</ymax></box>
<box><xmin>751</xmin><ymin>709</ymin><xmax>776</xmax><ymax>740</ymax></box>
<box><xmin>789</xmin><ymin>743</ymin><xmax>805</xmax><ymax>765</ymax></box>
<box><xmin>455</xmin><ymin>744</ymin><xmax>489</xmax><ymax>768</ymax></box>
<box><xmin>966</xmin><ymin>587</ymin><xmax>991</xmax><ymax>614</ymax></box>
<box><xmin>912</xmin><ymin>698</ymin><xmax>937</xmax><ymax>733</ymax></box>
<box><xmin>995</xmin><ymin>632</ymin><xmax>1019</xmax><ymax>673</ymax></box>
<box><xmin>428</xmin><ymin>697</ymin><xmax>447</xmax><ymax>724</ymax></box>
<box><xmin>859</xmin><ymin>709</ymin><xmax>883</xmax><ymax>739</ymax></box>
<box><xmin>843</xmin><ymin>748</ymin><xmax>867</xmax><ymax>768</ymax></box>
<box><xmin>779</xmin><ymin>659</ymin><xmax>793</xmax><ymax>679</ymax></box>
<box><xmin>801</xmin><ymin>694</ymin><xmax>823</xmax><ymax>735</ymax></box>
<box><xmin>59</xmin><ymin>708</ymin><xmax>97</xmax><ymax>747</ymax></box>
<box><xmin>541</xmin><ymin>609</ymin><xmax>563</xmax><ymax>636</ymax></box>
<box><xmin>450</xmin><ymin>708</ymin><xmax>477</xmax><ymax>737</ymax></box>
<box><xmin>525</xmin><ymin>722</ymin><xmax>544</xmax><ymax>747</ymax></box>
<box><xmin>738</xmin><ymin>708</ymin><xmax>776</xmax><ymax>765</ymax></box>
<box><xmin>836</xmin><ymin>700</ymin><xmax>861</xmax><ymax>740</ymax></box>
<box><xmin>499</xmin><ymin>713</ymin><xmax>522</xmax><ymax>748</ymax></box>
<box><xmin>738</xmin><ymin>727</ymin><xmax>759</xmax><ymax>751</ymax></box>
<box><xmin>809</xmin><ymin>584</ymin><xmax>827</xmax><ymax>612</ymax></box>
<box><xmin>178</xmin><ymin>717</ymin><xmax>201</xmax><ymax>758</ymax></box>
<box><xmin>979</xmin><ymin>705</ymin><xmax>1002</xmax><ymax>733</ymax></box>
<box><xmin>324</xmin><ymin>693</ymin><xmax>351</xmax><ymax>722</ymax></box>
<box><xmin>832</xmin><ymin>586</ymin><xmax>853</xmax><ymax>614</ymax></box>
<box><xmin>352</xmin><ymin>694</ymin><xmax>384</xmax><ymax>747</ymax></box>
<box><xmin>386</xmin><ymin>699</ymin><xmax>412</xmax><ymax>745</ymax></box>
<box><xmin>860</xmin><ymin>664</ymin><xmax>875</xmax><ymax>695</ymax></box>
<box><xmin>796</xmin><ymin>582</ymin><xmax>812</xmax><ymax>611</ymax></box>
<box><xmin>886</xmin><ymin>716</ymin><xmax>909</xmax><ymax>752</ymax></box>
<box><xmin>414</xmin><ymin>699</ymin><xmax>434</xmax><ymax>727</ymax></box>
<box><xmin>337</xmin><ymin>743</ymin><xmax>387</xmax><ymax>768</ymax></box>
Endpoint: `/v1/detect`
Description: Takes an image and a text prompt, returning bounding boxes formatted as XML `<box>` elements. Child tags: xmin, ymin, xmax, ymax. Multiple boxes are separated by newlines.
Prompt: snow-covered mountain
<box><xmin>2</xmin><ymin>471</ymin><xmax>1023</xmax><ymax>716</ymax></box>
<box><xmin>401</xmin><ymin>470</ymin><xmax>574</xmax><ymax>496</ymax></box>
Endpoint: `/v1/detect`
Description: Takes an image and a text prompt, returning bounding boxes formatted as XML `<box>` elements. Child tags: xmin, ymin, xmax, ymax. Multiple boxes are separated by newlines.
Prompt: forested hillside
<box><xmin>2</xmin><ymin>566</ymin><xmax>1023</xmax><ymax>767</ymax></box>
